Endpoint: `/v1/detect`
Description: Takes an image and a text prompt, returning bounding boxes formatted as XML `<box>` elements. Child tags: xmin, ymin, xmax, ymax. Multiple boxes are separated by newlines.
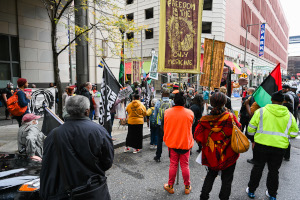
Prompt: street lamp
<box><xmin>151</xmin><ymin>48</ymin><xmax>156</xmax><ymax>56</ymax></box>
<box><xmin>251</xmin><ymin>59</ymin><xmax>254</xmax><ymax>86</ymax></box>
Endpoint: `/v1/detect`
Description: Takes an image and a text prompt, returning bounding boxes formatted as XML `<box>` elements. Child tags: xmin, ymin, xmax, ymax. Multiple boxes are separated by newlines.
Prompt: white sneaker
<box><xmin>124</xmin><ymin>147</ymin><xmax>130</xmax><ymax>153</ymax></box>
<box><xmin>154</xmin><ymin>145</ymin><xmax>157</xmax><ymax>149</ymax></box>
<box><xmin>150</xmin><ymin>145</ymin><xmax>154</xmax><ymax>149</ymax></box>
<box><xmin>133</xmin><ymin>149</ymin><xmax>141</xmax><ymax>153</ymax></box>
<box><xmin>266</xmin><ymin>190</ymin><xmax>270</xmax><ymax>197</ymax></box>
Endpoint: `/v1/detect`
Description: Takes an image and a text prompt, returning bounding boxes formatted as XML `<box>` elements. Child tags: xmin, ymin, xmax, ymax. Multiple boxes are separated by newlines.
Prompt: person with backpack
<box><xmin>8</xmin><ymin>78</ymin><xmax>31</xmax><ymax>127</ymax></box>
<box><xmin>194</xmin><ymin>92</ymin><xmax>241</xmax><ymax>200</ymax></box>
<box><xmin>163</xmin><ymin>92</ymin><xmax>194</xmax><ymax>195</ymax></box>
<box><xmin>1</xmin><ymin>82</ymin><xmax>14</xmax><ymax>120</ymax></box>
<box><xmin>153</xmin><ymin>88</ymin><xmax>173</xmax><ymax>162</ymax></box>
<box><xmin>146</xmin><ymin>99</ymin><xmax>158</xmax><ymax>149</ymax></box>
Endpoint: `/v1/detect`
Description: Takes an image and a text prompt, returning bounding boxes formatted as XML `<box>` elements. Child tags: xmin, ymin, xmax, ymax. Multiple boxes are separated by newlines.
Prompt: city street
<box><xmin>107</xmin><ymin>135</ymin><xmax>300</xmax><ymax>200</ymax></box>
<box><xmin>1</xmin><ymin>97</ymin><xmax>300</xmax><ymax>199</ymax></box>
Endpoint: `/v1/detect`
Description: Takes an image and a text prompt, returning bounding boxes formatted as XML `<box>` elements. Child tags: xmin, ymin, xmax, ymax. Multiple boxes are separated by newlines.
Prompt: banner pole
<box><xmin>179</xmin><ymin>73</ymin><xmax>181</xmax><ymax>91</ymax></box>
<box><xmin>208</xmin><ymin>36</ymin><xmax>215</xmax><ymax>104</ymax></box>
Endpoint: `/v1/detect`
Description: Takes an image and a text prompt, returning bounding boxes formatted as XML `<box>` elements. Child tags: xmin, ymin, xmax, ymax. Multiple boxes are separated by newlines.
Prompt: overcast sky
<box><xmin>280</xmin><ymin>0</ymin><xmax>300</xmax><ymax>36</ymax></box>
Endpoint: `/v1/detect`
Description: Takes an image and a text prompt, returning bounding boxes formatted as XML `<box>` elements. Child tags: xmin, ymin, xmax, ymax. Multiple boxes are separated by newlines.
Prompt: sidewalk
<box><xmin>0</xmin><ymin>119</ymin><xmax>151</xmax><ymax>153</ymax></box>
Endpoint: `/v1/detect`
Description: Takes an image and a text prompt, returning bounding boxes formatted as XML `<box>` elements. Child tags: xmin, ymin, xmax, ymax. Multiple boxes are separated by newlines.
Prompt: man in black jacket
<box><xmin>1</xmin><ymin>82</ymin><xmax>13</xmax><ymax>120</ymax></box>
<box><xmin>283</xmin><ymin>85</ymin><xmax>299</xmax><ymax>121</ymax></box>
<box><xmin>40</xmin><ymin>95</ymin><xmax>114</xmax><ymax>200</ymax></box>
<box><xmin>80</xmin><ymin>82</ymin><xmax>94</xmax><ymax>120</ymax></box>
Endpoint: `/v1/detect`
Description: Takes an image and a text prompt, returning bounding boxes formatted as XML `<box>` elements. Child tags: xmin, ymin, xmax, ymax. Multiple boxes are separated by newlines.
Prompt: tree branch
<box><xmin>53</xmin><ymin>0</ymin><xmax>61</xmax><ymax>18</ymax></box>
<box><xmin>40</xmin><ymin>0</ymin><xmax>53</xmax><ymax>20</ymax></box>
<box><xmin>57</xmin><ymin>0</ymin><xmax>73</xmax><ymax>21</ymax></box>
<box><xmin>57</xmin><ymin>23</ymin><xmax>97</xmax><ymax>55</ymax></box>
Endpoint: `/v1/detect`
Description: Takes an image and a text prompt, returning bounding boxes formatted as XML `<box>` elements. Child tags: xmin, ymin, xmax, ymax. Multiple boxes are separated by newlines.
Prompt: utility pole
<box><xmin>68</xmin><ymin>13</ymin><xmax>72</xmax><ymax>84</ymax></box>
<box><xmin>74</xmin><ymin>0</ymin><xmax>89</xmax><ymax>87</ymax></box>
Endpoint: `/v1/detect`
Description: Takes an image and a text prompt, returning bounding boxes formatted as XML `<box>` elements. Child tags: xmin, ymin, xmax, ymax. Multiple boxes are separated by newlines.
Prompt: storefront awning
<box><xmin>224</xmin><ymin>60</ymin><xmax>242</xmax><ymax>74</ymax></box>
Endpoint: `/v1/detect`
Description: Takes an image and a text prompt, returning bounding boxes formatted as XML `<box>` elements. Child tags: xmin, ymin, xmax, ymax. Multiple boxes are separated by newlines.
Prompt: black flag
<box><xmin>41</xmin><ymin>107</ymin><xmax>64</xmax><ymax>136</ymax></box>
<box><xmin>145</xmin><ymin>80</ymin><xmax>151</xmax><ymax>109</ymax></box>
<box><xmin>99</xmin><ymin>59</ymin><xmax>121</xmax><ymax>133</ymax></box>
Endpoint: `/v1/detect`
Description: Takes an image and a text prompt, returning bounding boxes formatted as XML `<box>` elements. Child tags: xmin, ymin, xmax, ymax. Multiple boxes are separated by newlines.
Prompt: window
<box><xmin>127</xmin><ymin>32</ymin><xmax>134</xmax><ymax>40</ymax></box>
<box><xmin>203</xmin><ymin>0</ymin><xmax>213</xmax><ymax>10</ymax></box>
<box><xmin>145</xmin><ymin>8</ymin><xmax>154</xmax><ymax>19</ymax></box>
<box><xmin>126</xmin><ymin>13</ymin><xmax>134</xmax><ymax>21</ymax></box>
<box><xmin>0</xmin><ymin>34</ymin><xmax>20</xmax><ymax>88</ymax></box>
<box><xmin>126</xmin><ymin>0</ymin><xmax>133</xmax><ymax>5</ymax></box>
<box><xmin>145</xmin><ymin>28</ymin><xmax>154</xmax><ymax>39</ymax></box>
<box><xmin>202</xmin><ymin>22</ymin><xmax>212</xmax><ymax>33</ymax></box>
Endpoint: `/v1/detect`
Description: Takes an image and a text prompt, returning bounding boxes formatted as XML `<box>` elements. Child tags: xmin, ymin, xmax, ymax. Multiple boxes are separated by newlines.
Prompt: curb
<box><xmin>113</xmin><ymin>132</ymin><xmax>151</xmax><ymax>149</ymax></box>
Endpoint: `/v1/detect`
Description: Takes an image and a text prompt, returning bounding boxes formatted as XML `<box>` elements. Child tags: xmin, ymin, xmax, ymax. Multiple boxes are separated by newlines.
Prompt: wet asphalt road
<box><xmin>106</xmin><ymin>137</ymin><xmax>300</xmax><ymax>200</ymax></box>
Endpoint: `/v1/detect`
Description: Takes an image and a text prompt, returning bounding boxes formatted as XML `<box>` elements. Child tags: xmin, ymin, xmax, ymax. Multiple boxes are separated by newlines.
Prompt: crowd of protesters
<box><xmin>1</xmin><ymin>76</ymin><xmax>300</xmax><ymax>200</ymax></box>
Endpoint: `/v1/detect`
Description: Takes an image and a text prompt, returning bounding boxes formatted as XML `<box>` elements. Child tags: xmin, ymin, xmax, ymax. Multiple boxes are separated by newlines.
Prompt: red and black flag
<box><xmin>252</xmin><ymin>63</ymin><xmax>282</xmax><ymax>107</ymax></box>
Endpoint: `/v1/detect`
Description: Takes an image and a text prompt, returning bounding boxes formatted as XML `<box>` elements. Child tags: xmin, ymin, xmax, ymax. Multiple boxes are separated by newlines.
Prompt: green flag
<box><xmin>119</xmin><ymin>62</ymin><xmax>124</xmax><ymax>86</ymax></box>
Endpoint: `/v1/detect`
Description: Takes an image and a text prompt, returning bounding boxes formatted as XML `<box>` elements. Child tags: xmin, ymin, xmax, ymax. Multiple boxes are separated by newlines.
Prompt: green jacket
<box><xmin>248</xmin><ymin>104</ymin><xmax>299</xmax><ymax>149</ymax></box>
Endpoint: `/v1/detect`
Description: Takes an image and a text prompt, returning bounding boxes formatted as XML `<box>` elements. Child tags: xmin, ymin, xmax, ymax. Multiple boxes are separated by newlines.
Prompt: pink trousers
<box><xmin>168</xmin><ymin>148</ymin><xmax>190</xmax><ymax>186</ymax></box>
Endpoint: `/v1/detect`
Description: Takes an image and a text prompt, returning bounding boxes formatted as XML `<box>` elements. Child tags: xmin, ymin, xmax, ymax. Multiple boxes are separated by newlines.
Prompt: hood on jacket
<box><xmin>19</xmin><ymin>124</ymin><xmax>39</xmax><ymax>133</ymax></box>
<box><xmin>265</xmin><ymin>104</ymin><xmax>289</xmax><ymax>117</ymax></box>
<box><xmin>131</xmin><ymin>100</ymin><xmax>141</xmax><ymax>108</ymax></box>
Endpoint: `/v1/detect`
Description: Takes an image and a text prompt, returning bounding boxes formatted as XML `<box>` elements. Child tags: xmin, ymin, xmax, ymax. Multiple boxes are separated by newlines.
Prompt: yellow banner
<box><xmin>158</xmin><ymin>0</ymin><xmax>204</xmax><ymax>74</ymax></box>
<box><xmin>200</xmin><ymin>38</ymin><xmax>226</xmax><ymax>88</ymax></box>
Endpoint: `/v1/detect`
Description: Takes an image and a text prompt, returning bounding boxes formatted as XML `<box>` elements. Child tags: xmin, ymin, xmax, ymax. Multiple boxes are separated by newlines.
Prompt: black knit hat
<box><xmin>272</xmin><ymin>90</ymin><xmax>284</xmax><ymax>102</ymax></box>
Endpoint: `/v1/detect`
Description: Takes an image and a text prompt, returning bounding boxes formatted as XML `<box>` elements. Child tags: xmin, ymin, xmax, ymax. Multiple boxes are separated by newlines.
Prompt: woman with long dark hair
<box><xmin>194</xmin><ymin>92</ymin><xmax>241</xmax><ymax>200</ymax></box>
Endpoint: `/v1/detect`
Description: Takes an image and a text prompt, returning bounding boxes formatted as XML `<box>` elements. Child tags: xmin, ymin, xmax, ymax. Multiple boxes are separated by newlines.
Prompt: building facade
<box><xmin>124</xmin><ymin>0</ymin><xmax>289</xmax><ymax>87</ymax></box>
<box><xmin>287</xmin><ymin>36</ymin><xmax>300</xmax><ymax>78</ymax></box>
<box><xmin>0</xmin><ymin>0</ymin><xmax>121</xmax><ymax>89</ymax></box>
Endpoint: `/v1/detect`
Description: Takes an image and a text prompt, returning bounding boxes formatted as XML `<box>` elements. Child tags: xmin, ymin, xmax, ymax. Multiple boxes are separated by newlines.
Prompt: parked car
<box><xmin>0</xmin><ymin>153</ymin><xmax>41</xmax><ymax>200</ymax></box>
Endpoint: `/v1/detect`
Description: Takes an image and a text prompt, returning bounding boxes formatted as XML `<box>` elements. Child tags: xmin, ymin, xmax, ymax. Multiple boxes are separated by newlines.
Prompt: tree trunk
<box><xmin>51</xmin><ymin>21</ymin><xmax>63</xmax><ymax>118</ymax></box>
<box><xmin>75</xmin><ymin>0</ymin><xmax>89</xmax><ymax>88</ymax></box>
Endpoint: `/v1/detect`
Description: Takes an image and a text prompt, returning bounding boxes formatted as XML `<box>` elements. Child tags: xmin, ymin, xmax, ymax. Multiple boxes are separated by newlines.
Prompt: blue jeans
<box><xmin>150</xmin><ymin>124</ymin><xmax>158</xmax><ymax>145</ymax></box>
<box><xmin>89</xmin><ymin>109</ymin><xmax>94</xmax><ymax>120</ymax></box>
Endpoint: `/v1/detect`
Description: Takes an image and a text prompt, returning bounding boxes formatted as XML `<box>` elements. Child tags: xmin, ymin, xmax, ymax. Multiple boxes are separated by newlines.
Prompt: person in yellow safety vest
<box><xmin>246</xmin><ymin>91</ymin><xmax>299</xmax><ymax>200</ymax></box>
